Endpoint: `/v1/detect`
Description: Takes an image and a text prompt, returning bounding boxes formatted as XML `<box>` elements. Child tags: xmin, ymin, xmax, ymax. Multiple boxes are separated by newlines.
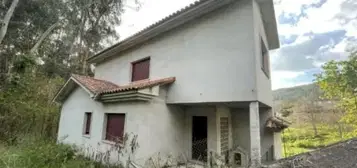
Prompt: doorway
<box><xmin>192</xmin><ymin>116</ymin><xmax>208</xmax><ymax>162</ymax></box>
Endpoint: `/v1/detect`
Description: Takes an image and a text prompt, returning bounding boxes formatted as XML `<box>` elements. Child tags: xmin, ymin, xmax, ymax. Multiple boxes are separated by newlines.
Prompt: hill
<box><xmin>273</xmin><ymin>83</ymin><xmax>321</xmax><ymax>101</ymax></box>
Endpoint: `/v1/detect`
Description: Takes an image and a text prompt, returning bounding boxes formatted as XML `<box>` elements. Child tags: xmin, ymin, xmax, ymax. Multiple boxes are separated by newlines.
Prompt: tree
<box><xmin>0</xmin><ymin>0</ymin><xmax>19</xmax><ymax>44</ymax></box>
<box><xmin>315</xmin><ymin>49</ymin><xmax>357</xmax><ymax>126</ymax></box>
<box><xmin>0</xmin><ymin>0</ymin><xmax>140</xmax><ymax>143</ymax></box>
<box><xmin>0</xmin><ymin>0</ymin><xmax>140</xmax><ymax>84</ymax></box>
<box><xmin>279</xmin><ymin>102</ymin><xmax>294</xmax><ymax>118</ymax></box>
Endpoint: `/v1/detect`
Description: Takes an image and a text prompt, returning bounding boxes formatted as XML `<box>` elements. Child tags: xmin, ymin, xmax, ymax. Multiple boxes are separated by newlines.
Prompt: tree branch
<box><xmin>0</xmin><ymin>0</ymin><xmax>20</xmax><ymax>45</ymax></box>
<box><xmin>30</xmin><ymin>21</ymin><xmax>61</xmax><ymax>54</ymax></box>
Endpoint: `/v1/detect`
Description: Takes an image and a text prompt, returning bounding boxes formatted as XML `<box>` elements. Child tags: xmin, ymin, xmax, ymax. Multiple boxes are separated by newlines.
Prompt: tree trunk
<box><xmin>0</xmin><ymin>0</ymin><xmax>19</xmax><ymax>45</ymax></box>
<box><xmin>309</xmin><ymin>110</ymin><xmax>318</xmax><ymax>137</ymax></box>
<box><xmin>81</xmin><ymin>47</ymin><xmax>89</xmax><ymax>74</ymax></box>
<box><xmin>30</xmin><ymin>21</ymin><xmax>61</xmax><ymax>54</ymax></box>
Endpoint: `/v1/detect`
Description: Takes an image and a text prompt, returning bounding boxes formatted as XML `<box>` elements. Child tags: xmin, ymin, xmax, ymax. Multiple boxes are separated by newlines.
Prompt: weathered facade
<box><xmin>54</xmin><ymin>0</ymin><xmax>284</xmax><ymax>167</ymax></box>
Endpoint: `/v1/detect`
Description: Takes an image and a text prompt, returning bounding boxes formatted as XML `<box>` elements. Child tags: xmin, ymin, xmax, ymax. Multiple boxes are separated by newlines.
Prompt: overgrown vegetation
<box><xmin>278</xmin><ymin>49</ymin><xmax>357</xmax><ymax>157</ymax></box>
<box><xmin>282</xmin><ymin>124</ymin><xmax>357</xmax><ymax>157</ymax></box>
<box><xmin>0</xmin><ymin>136</ymin><xmax>127</xmax><ymax>168</ymax></box>
<box><xmin>0</xmin><ymin>0</ymin><xmax>143</xmax><ymax>167</ymax></box>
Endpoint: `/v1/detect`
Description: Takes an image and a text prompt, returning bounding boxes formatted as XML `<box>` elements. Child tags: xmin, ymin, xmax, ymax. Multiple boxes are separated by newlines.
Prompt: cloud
<box><xmin>272</xmin><ymin>30</ymin><xmax>347</xmax><ymax>71</ymax></box>
<box><xmin>272</xmin><ymin>68</ymin><xmax>321</xmax><ymax>89</ymax></box>
<box><xmin>277</xmin><ymin>0</ymin><xmax>327</xmax><ymax>25</ymax></box>
<box><xmin>279</xmin><ymin>34</ymin><xmax>298</xmax><ymax>45</ymax></box>
<box><xmin>334</xmin><ymin>0</ymin><xmax>357</xmax><ymax>24</ymax></box>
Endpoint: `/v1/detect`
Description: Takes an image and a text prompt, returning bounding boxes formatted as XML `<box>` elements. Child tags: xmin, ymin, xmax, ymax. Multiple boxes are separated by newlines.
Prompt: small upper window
<box><xmin>105</xmin><ymin>114</ymin><xmax>125</xmax><ymax>142</ymax></box>
<box><xmin>131</xmin><ymin>57</ymin><xmax>150</xmax><ymax>82</ymax></box>
<box><xmin>84</xmin><ymin>112</ymin><xmax>92</xmax><ymax>135</ymax></box>
<box><xmin>261</xmin><ymin>38</ymin><xmax>270</xmax><ymax>78</ymax></box>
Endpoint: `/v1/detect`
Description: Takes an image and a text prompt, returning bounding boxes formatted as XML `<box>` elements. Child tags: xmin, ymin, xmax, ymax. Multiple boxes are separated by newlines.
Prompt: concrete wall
<box><xmin>273</xmin><ymin>132</ymin><xmax>282</xmax><ymax>159</ymax></box>
<box><xmin>231</xmin><ymin>109</ymin><xmax>251</xmax><ymax>154</ymax></box>
<box><xmin>94</xmin><ymin>0</ymin><xmax>259</xmax><ymax>104</ymax></box>
<box><xmin>253</xmin><ymin>0</ymin><xmax>273</xmax><ymax>106</ymax></box>
<box><xmin>259</xmin><ymin>108</ymin><xmax>274</xmax><ymax>162</ymax></box>
<box><xmin>231</xmin><ymin>108</ymin><xmax>275</xmax><ymax>162</ymax></box>
<box><xmin>58</xmin><ymin>87</ymin><xmax>186</xmax><ymax>165</ymax></box>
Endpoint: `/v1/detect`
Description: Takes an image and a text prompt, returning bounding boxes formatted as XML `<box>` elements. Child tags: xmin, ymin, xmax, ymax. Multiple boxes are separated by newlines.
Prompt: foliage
<box><xmin>0</xmin><ymin>69</ymin><xmax>63</xmax><ymax>144</ymax></box>
<box><xmin>279</xmin><ymin>102</ymin><xmax>294</xmax><ymax>117</ymax></box>
<box><xmin>315</xmin><ymin>50</ymin><xmax>357</xmax><ymax>125</ymax></box>
<box><xmin>281</xmin><ymin>124</ymin><xmax>357</xmax><ymax>157</ymax></box>
<box><xmin>0</xmin><ymin>137</ymin><xmax>124</xmax><ymax>168</ymax></box>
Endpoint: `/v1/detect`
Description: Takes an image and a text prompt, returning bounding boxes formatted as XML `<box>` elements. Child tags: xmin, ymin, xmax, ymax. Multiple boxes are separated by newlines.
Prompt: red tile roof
<box><xmin>101</xmin><ymin>77</ymin><xmax>176</xmax><ymax>94</ymax></box>
<box><xmin>71</xmin><ymin>74</ymin><xmax>119</xmax><ymax>94</ymax></box>
<box><xmin>71</xmin><ymin>74</ymin><xmax>175</xmax><ymax>95</ymax></box>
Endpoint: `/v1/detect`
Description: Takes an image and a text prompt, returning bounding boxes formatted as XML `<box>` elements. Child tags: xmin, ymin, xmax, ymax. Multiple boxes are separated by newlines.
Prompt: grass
<box><xmin>282</xmin><ymin>124</ymin><xmax>357</xmax><ymax>157</ymax></box>
<box><xmin>0</xmin><ymin>136</ymin><xmax>123</xmax><ymax>168</ymax></box>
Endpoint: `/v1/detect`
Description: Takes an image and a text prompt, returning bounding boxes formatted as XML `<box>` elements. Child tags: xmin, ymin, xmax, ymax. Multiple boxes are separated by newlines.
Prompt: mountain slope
<box><xmin>273</xmin><ymin>83</ymin><xmax>321</xmax><ymax>101</ymax></box>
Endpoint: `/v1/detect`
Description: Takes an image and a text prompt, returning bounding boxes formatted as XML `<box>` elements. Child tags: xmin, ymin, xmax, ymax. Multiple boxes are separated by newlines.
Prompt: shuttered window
<box><xmin>105</xmin><ymin>114</ymin><xmax>125</xmax><ymax>142</ymax></box>
<box><xmin>84</xmin><ymin>112</ymin><xmax>92</xmax><ymax>135</ymax></box>
<box><xmin>261</xmin><ymin>38</ymin><xmax>270</xmax><ymax>78</ymax></box>
<box><xmin>131</xmin><ymin>57</ymin><xmax>150</xmax><ymax>81</ymax></box>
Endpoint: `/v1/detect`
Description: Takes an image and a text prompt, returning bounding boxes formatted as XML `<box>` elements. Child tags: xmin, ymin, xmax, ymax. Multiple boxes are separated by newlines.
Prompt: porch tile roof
<box><xmin>71</xmin><ymin>74</ymin><xmax>119</xmax><ymax>94</ymax></box>
<box><xmin>265</xmin><ymin>116</ymin><xmax>291</xmax><ymax>132</ymax></box>
<box><xmin>71</xmin><ymin>74</ymin><xmax>175</xmax><ymax>94</ymax></box>
<box><xmin>100</xmin><ymin>77</ymin><xmax>176</xmax><ymax>94</ymax></box>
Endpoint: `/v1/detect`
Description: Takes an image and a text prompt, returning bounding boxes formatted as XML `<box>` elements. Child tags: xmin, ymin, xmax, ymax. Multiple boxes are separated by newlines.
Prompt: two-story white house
<box><xmin>54</xmin><ymin>0</ymin><xmax>289</xmax><ymax>167</ymax></box>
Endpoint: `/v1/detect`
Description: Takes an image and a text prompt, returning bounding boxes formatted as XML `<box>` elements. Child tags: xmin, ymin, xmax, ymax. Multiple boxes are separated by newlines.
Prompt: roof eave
<box><xmin>52</xmin><ymin>77</ymin><xmax>95</xmax><ymax>103</ymax></box>
<box><xmin>87</xmin><ymin>0</ymin><xmax>235</xmax><ymax>64</ymax></box>
<box><xmin>257</xmin><ymin>0</ymin><xmax>280</xmax><ymax>50</ymax></box>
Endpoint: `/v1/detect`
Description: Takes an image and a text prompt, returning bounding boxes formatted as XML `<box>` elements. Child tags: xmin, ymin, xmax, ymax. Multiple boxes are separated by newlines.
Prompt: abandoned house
<box><xmin>53</xmin><ymin>0</ymin><xmax>288</xmax><ymax>167</ymax></box>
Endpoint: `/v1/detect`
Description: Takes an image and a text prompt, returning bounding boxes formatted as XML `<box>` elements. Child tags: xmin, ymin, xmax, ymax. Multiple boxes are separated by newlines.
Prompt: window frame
<box><xmin>103</xmin><ymin>113</ymin><xmax>126</xmax><ymax>143</ymax></box>
<box><xmin>131</xmin><ymin>57</ymin><xmax>150</xmax><ymax>82</ymax></box>
<box><xmin>83</xmin><ymin>112</ymin><xmax>92</xmax><ymax>136</ymax></box>
<box><xmin>260</xmin><ymin>37</ymin><xmax>270</xmax><ymax>78</ymax></box>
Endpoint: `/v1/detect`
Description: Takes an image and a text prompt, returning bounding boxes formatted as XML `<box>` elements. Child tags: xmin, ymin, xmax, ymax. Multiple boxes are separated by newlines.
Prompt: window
<box><xmin>84</xmin><ymin>112</ymin><xmax>92</xmax><ymax>135</ymax></box>
<box><xmin>105</xmin><ymin>114</ymin><xmax>125</xmax><ymax>142</ymax></box>
<box><xmin>261</xmin><ymin>38</ymin><xmax>270</xmax><ymax>78</ymax></box>
<box><xmin>131</xmin><ymin>57</ymin><xmax>150</xmax><ymax>81</ymax></box>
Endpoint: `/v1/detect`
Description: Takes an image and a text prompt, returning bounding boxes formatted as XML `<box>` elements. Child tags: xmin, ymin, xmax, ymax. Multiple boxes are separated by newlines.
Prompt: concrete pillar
<box><xmin>249</xmin><ymin>101</ymin><xmax>261</xmax><ymax>167</ymax></box>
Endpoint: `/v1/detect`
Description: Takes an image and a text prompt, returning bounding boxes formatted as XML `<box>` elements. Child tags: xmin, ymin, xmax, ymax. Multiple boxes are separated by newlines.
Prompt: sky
<box><xmin>116</xmin><ymin>0</ymin><xmax>357</xmax><ymax>90</ymax></box>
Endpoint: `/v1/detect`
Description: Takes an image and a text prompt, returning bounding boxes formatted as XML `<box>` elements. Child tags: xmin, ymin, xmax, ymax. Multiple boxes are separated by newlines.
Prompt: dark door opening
<box><xmin>192</xmin><ymin>116</ymin><xmax>208</xmax><ymax>162</ymax></box>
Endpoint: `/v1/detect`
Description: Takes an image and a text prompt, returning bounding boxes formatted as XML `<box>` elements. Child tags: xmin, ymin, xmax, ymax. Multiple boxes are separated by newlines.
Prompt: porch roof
<box><xmin>53</xmin><ymin>74</ymin><xmax>175</xmax><ymax>103</ymax></box>
<box><xmin>265</xmin><ymin>116</ymin><xmax>291</xmax><ymax>132</ymax></box>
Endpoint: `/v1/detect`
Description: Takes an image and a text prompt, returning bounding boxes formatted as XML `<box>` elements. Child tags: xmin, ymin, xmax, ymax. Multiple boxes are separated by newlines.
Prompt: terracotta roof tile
<box><xmin>71</xmin><ymin>74</ymin><xmax>175</xmax><ymax>95</ymax></box>
<box><xmin>265</xmin><ymin>116</ymin><xmax>291</xmax><ymax>132</ymax></box>
<box><xmin>71</xmin><ymin>74</ymin><xmax>119</xmax><ymax>93</ymax></box>
<box><xmin>101</xmin><ymin>77</ymin><xmax>176</xmax><ymax>94</ymax></box>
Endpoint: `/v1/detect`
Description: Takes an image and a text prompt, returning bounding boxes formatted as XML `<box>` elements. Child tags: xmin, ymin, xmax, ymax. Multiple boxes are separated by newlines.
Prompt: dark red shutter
<box><xmin>85</xmin><ymin>113</ymin><xmax>92</xmax><ymax>135</ymax></box>
<box><xmin>132</xmin><ymin>58</ymin><xmax>150</xmax><ymax>81</ymax></box>
<box><xmin>106</xmin><ymin>114</ymin><xmax>125</xmax><ymax>142</ymax></box>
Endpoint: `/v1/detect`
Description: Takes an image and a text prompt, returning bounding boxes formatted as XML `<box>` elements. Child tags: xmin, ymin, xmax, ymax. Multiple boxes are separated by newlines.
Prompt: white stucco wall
<box><xmin>58</xmin><ymin>87</ymin><xmax>186</xmax><ymax>165</ymax></box>
<box><xmin>253</xmin><ymin>0</ymin><xmax>273</xmax><ymax>106</ymax></box>
<box><xmin>231</xmin><ymin>107</ymin><xmax>276</xmax><ymax>163</ymax></box>
<box><xmin>259</xmin><ymin>108</ymin><xmax>274</xmax><ymax>162</ymax></box>
<box><xmin>231</xmin><ymin>109</ymin><xmax>251</xmax><ymax>154</ymax></box>
<box><xmin>273</xmin><ymin>132</ymin><xmax>282</xmax><ymax>159</ymax></box>
<box><xmin>94</xmin><ymin>0</ymin><xmax>260</xmax><ymax>104</ymax></box>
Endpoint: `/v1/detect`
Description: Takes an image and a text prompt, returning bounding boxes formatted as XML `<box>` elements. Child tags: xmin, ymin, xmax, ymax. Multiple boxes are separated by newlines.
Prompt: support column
<box><xmin>249</xmin><ymin>101</ymin><xmax>261</xmax><ymax>167</ymax></box>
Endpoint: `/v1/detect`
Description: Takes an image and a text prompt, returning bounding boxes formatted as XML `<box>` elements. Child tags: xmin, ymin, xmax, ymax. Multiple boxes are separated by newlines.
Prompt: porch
<box><xmin>176</xmin><ymin>101</ymin><xmax>283</xmax><ymax>167</ymax></box>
